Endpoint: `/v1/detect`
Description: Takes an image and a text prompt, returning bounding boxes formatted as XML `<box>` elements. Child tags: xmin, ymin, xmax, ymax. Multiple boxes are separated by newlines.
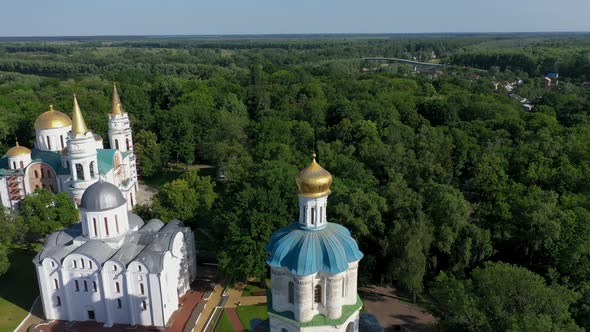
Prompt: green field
<box><xmin>0</xmin><ymin>245</ymin><xmax>40</xmax><ymax>332</ymax></box>
<box><xmin>214</xmin><ymin>310</ymin><xmax>235</xmax><ymax>332</ymax></box>
<box><xmin>236</xmin><ymin>305</ymin><xmax>268</xmax><ymax>332</ymax></box>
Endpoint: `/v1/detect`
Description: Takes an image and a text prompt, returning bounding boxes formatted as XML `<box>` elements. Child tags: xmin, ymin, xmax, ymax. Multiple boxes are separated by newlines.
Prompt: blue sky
<box><xmin>1</xmin><ymin>0</ymin><xmax>589</xmax><ymax>36</ymax></box>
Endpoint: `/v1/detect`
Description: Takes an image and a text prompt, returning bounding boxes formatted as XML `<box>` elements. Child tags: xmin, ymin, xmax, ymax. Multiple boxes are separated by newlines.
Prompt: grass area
<box><xmin>0</xmin><ymin>244</ymin><xmax>40</xmax><ymax>332</ymax></box>
<box><xmin>236</xmin><ymin>305</ymin><xmax>268</xmax><ymax>332</ymax></box>
<box><xmin>214</xmin><ymin>310</ymin><xmax>236</xmax><ymax>332</ymax></box>
<box><xmin>242</xmin><ymin>282</ymin><xmax>265</xmax><ymax>297</ymax></box>
<box><xmin>140</xmin><ymin>168</ymin><xmax>183</xmax><ymax>188</ymax></box>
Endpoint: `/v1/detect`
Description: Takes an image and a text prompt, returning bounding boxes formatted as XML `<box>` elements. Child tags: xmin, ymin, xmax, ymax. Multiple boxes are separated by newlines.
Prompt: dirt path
<box><xmin>359</xmin><ymin>285</ymin><xmax>438</xmax><ymax>331</ymax></box>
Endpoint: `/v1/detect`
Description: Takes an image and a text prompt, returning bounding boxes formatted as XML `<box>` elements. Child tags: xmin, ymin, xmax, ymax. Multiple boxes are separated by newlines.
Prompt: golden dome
<box><xmin>296</xmin><ymin>153</ymin><xmax>333</xmax><ymax>198</ymax></box>
<box><xmin>3</xmin><ymin>141</ymin><xmax>31</xmax><ymax>158</ymax></box>
<box><xmin>34</xmin><ymin>104</ymin><xmax>72</xmax><ymax>130</ymax></box>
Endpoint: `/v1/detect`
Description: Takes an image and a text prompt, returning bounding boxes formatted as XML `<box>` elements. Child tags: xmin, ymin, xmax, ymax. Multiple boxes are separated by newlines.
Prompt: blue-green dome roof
<box><xmin>266</xmin><ymin>222</ymin><xmax>363</xmax><ymax>276</ymax></box>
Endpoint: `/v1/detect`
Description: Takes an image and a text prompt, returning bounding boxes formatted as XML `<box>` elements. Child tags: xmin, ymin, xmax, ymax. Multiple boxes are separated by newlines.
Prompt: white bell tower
<box><xmin>108</xmin><ymin>83</ymin><xmax>138</xmax><ymax>186</ymax></box>
<box><xmin>67</xmin><ymin>95</ymin><xmax>99</xmax><ymax>205</ymax></box>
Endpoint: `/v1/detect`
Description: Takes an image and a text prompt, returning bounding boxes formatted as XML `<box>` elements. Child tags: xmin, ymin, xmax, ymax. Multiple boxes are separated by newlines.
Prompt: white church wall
<box><xmin>36</xmin><ymin>126</ymin><xmax>71</xmax><ymax>152</ymax></box>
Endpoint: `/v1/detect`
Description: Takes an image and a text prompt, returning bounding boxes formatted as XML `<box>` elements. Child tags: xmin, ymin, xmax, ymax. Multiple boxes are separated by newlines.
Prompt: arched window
<box><xmin>113</xmin><ymin>265</ymin><xmax>118</xmax><ymax>272</ymax></box>
<box><xmin>115</xmin><ymin>214</ymin><xmax>120</xmax><ymax>234</ymax></box>
<box><xmin>320</xmin><ymin>207</ymin><xmax>323</xmax><ymax>223</ymax></box>
<box><xmin>115</xmin><ymin>139</ymin><xmax>119</xmax><ymax>150</ymax></box>
<box><xmin>54</xmin><ymin>279</ymin><xmax>59</xmax><ymax>289</ymax></box>
<box><xmin>60</xmin><ymin>135</ymin><xmax>65</xmax><ymax>149</ymax></box>
<box><xmin>311</xmin><ymin>207</ymin><xmax>316</xmax><ymax>225</ymax></box>
<box><xmin>117</xmin><ymin>299</ymin><xmax>122</xmax><ymax>309</ymax></box>
<box><xmin>46</xmin><ymin>136</ymin><xmax>51</xmax><ymax>150</ymax></box>
<box><xmin>81</xmin><ymin>259</ymin><xmax>85</xmax><ymax>269</ymax></box>
<box><xmin>89</xmin><ymin>161</ymin><xmax>95</xmax><ymax>178</ymax></box>
<box><xmin>73</xmin><ymin>260</ymin><xmax>77</xmax><ymax>269</ymax></box>
<box><xmin>126</xmin><ymin>138</ymin><xmax>130</xmax><ymax>151</ymax></box>
<box><xmin>56</xmin><ymin>296</ymin><xmax>61</xmax><ymax>306</ymax></box>
<box><xmin>19</xmin><ymin>161</ymin><xmax>24</xmax><ymax>168</ymax></box>
<box><xmin>115</xmin><ymin>282</ymin><xmax>120</xmax><ymax>293</ymax></box>
<box><xmin>75</xmin><ymin>280</ymin><xmax>80</xmax><ymax>291</ymax></box>
<box><xmin>89</xmin><ymin>260</ymin><xmax>93</xmax><ymax>269</ymax></box>
<box><xmin>93</xmin><ymin>218</ymin><xmax>98</xmax><ymax>237</ymax></box>
<box><xmin>49</xmin><ymin>184</ymin><xmax>55</xmax><ymax>193</ymax></box>
<box><xmin>138</xmin><ymin>265</ymin><xmax>142</xmax><ymax>272</ymax></box>
<box><xmin>75</xmin><ymin>164</ymin><xmax>84</xmax><ymax>180</ymax></box>
<box><xmin>140</xmin><ymin>283</ymin><xmax>145</xmax><ymax>295</ymax></box>
<box><xmin>288</xmin><ymin>281</ymin><xmax>294</xmax><ymax>304</ymax></box>
<box><xmin>12</xmin><ymin>161</ymin><xmax>16</xmax><ymax>169</ymax></box>
<box><xmin>303</xmin><ymin>207</ymin><xmax>307</xmax><ymax>224</ymax></box>
<box><xmin>92</xmin><ymin>281</ymin><xmax>97</xmax><ymax>292</ymax></box>
<box><xmin>104</xmin><ymin>217</ymin><xmax>109</xmax><ymax>236</ymax></box>
<box><xmin>83</xmin><ymin>280</ymin><xmax>88</xmax><ymax>292</ymax></box>
<box><xmin>141</xmin><ymin>301</ymin><xmax>147</xmax><ymax>311</ymax></box>
<box><xmin>46</xmin><ymin>168</ymin><xmax>51</xmax><ymax>178</ymax></box>
<box><xmin>130</xmin><ymin>193</ymin><xmax>134</xmax><ymax>207</ymax></box>
<box><xmin>314</xmin><ymin>284</ymin><xmax>322</xmax><ymax>304</ymax></box>
<box><xmin>34</xmin><ymin>170</ymin><xmax>39</xmax><ymax>178</ymax></box>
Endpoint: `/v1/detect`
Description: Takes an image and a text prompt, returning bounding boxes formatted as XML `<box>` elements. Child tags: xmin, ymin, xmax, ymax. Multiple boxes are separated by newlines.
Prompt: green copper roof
<box><xmin>97</xmin><ymin>149</ymin><xmax>116</xmax><ymax>175</ymax></box>
<box><xmin>30</xmin><ymin>149</ymin><xmax>69</xmax><ymax>175</ymax></box>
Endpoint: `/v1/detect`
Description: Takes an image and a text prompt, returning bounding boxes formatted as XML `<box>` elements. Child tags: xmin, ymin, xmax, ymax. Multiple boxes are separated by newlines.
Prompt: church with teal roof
<box><xmin>266</xmin><ymin>154</ymin><xmax>363</xmax><ymax>332</ymax></box>
<box><xmin>0</xmin><ymin>83</ymin><xmax>138</xmax><ymax>210</ymax></box>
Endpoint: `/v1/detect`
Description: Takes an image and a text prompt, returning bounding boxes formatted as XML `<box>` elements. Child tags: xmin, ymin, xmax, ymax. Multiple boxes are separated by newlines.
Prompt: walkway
<box><xmin>359</xmin><ymin>285</ymin><xmax>438</xmax><ymax>331</ymax></box>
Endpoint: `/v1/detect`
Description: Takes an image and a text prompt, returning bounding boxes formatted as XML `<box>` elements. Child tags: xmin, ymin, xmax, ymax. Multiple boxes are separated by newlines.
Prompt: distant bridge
<box><xmin>362</xmin><ymin>57</ymin><xmax>445</xmax><ymax>70</ymax></box>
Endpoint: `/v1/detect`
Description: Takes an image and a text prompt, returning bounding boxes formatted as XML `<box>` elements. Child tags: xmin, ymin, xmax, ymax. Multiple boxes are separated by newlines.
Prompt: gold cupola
<box><xmin>111</xmin><ymin>82</ymin><xmax>125</xmax><ymax>115</ymax></box>
<box><xmin>3</xmin><ymin>140</ymin><xmax>31</xmax><ymax>158</ymax></box>
<box><xmin>34</xmin><ymin>104</ymin><xmax>72</xmax><ymax>130</ymax></box>
<box><xmin>296</xmin><ymin>153</ymin><xmax>333</xmax><ymax>198</ymax></box>
<box><xmin>71</xmin><ymin>94</ymin><xmax>89</xmax><ymax>136</ymax></box>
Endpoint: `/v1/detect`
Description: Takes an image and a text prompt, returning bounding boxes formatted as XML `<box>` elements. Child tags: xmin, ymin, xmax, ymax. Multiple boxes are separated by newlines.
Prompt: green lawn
<box><xmin>241</xmin><ymin>282</ymin><xmax>265</xmax><ymax>297</ymax></box>
<box><xmin>140</xmin><ymin>168</ymin><xmax>183</xmax><ymax>188</ymax></box>
<box><xmin>0</xmin><ymin>244</ymin><xmax>40</xmax><ymax>332</ymax></box>
<box><xmin>214</xmin><ymin>310</ymin><xmax>235</xmax><ymax>332</ymax></box>
<box><xmin>236</xmin><ymin>305</ymin><xmax>268</xmax><ymax>332</ymax></box>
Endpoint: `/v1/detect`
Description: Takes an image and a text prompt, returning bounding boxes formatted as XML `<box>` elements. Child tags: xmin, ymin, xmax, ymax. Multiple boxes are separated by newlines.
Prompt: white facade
<box><xmin>34</xmin><ymin>182</ymin><xmax>197</xmax><ymax>327</ymax></box>
<box><xmin>0</xmin><ymin>88</ymin><xmax>138</xmax><ymax>210</ymax></box>
<box><xmin>267</xmin><ymin>157</ymin><xmax>363</xmax><ymax>332</ymax></box>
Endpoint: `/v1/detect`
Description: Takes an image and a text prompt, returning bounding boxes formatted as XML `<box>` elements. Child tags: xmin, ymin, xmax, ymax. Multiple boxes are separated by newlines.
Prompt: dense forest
<box><xmin>1</xmin><ymin>34</ymin><xmax>590</xmax><ymax>330</ymax></box>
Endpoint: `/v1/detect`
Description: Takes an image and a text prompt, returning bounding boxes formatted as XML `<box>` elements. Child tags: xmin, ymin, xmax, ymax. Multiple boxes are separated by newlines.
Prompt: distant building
<box><xmin>581</xmin><ymin>82</ymin><xmax>590</xmax><ymax>89</ymax></box>
<box><xmin>266</xmin><ymin>155</ymin><xmax>363</xmax><ymax>332</ymax></box>
<box><xmin>0</xmin><ymin>84</ymin><xmax>137</xmax><ymax>210</ymax></box>
<box><xmin>34</xmin><ymin>181</ymin><xmax>197</xmax><ymax>327</ymax></box>
<box><xmin>544</xmin><ymin>72</ymin><xmax>559</xmax><ymax>87</ymax></box>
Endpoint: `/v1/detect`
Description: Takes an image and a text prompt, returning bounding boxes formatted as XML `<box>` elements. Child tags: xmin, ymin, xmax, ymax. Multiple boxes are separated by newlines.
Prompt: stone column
<box><xmin>295</xmin><ymin>277</ymin><xmax>313</xmax><ymax>322</ymax></box>
<box><xmin>326</xmin><ymin>275</ymin><xmax>343</xmax><ymax>319</ymax></box>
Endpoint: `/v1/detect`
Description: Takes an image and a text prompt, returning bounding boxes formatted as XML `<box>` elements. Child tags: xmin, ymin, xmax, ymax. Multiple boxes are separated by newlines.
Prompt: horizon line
<box><xmin>1</xmin><ymin>31</ymin><xmax>590</xmax><ymax>40</ymax></box>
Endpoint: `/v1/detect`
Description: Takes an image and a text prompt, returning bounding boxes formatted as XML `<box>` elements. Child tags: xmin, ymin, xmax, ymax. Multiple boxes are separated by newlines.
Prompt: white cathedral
<box><xmin>34</xmin><ymin>180</ymin><xmax>197</xmax><ymax>326</ymax></box>
<box><xmin>0</xmin><ymin>83</ymin><xmax>137</xmax><ymax>210</ymax></box>
<box><xmin>266</xmin><ymin>155</ymin><xmax>364</xmax><ymax>332</ymax></box>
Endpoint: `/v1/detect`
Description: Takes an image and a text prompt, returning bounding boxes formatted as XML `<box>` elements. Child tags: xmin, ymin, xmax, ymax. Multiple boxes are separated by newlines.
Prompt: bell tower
<box><xmin>266</xmin><ymin>154</ymin><xmax>363</xmax><ymax>332</ymax></box>
<box><xmin>66</xmin><ymin>95</ymin><xmax>99</xmax><ymax>205</ymax></box>
<box><xmin>108</xmin><ymin>83</ymin><xmax>138</xmax><ymax>186</ymax></box>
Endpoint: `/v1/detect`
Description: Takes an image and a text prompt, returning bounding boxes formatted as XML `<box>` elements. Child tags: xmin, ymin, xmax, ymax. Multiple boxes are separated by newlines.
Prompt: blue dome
<box><xmin>266</xmin><ymin>222</ymin><xmax>363</xmax><ymax>276</ymax></box>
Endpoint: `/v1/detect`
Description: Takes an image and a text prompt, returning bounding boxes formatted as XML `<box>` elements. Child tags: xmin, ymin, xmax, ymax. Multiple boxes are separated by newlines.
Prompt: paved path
<box><xmin>192</xmin><ymin>283</ymin><xmax>225</xmax><ymax>332</ymax></box>
<box><xmin>15</xmin><ymin>297</ymin><xmax>43</xmax><ymax>332</ymax></box>
<box><xmin>166</xmin><ymin>290</ymin><xmax>204</xmax><ymax>332</ymax></box>
<box><xmin>225</xmin><ymin>308</ymin><xmax>244</xmax><ymax>332</ymax></box>
<box><xmin>359</xmin><ymin>285</ymin><xmax>438</xmax><ymax>331</ymax></box>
